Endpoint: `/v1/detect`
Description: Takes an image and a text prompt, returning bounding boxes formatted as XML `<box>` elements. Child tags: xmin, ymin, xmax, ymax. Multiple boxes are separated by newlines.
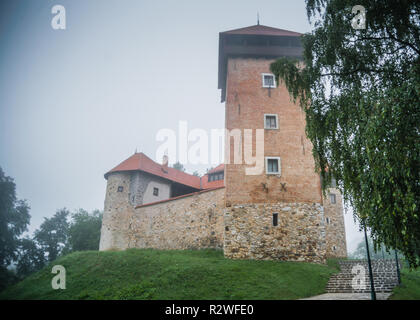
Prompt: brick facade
<box><xmin>225</xmin><ymin>58</ymin><xmax>322</xmax><ymax>205</ymax></box>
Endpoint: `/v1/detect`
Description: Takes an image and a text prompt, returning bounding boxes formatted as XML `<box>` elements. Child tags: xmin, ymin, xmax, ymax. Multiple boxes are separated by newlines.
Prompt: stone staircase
<box><xmin>326</xmin><ymin>260</ymin><xmax>401</xmax><ymax>293</ymax></box>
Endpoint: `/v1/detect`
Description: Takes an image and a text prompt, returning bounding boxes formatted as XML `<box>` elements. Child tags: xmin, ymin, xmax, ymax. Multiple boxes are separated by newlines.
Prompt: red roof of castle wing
<box><xmin>207</xmin><ymin>164</ymin><xmax>224</xmax><ymax>174</ymax></box>
<box><xmin>105</xmin><ymin>153</ymin><xmax>202</xmax><ymax>189</ymax></box>
<box><xmin>221</xmin><ymin>24</ymin><xmax>302</xmax><ymax>37</ymax></box>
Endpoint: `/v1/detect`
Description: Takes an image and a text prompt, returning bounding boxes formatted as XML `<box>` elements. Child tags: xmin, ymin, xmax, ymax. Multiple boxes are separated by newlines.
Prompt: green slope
<box><xmin>0</xmin><ymin>249</ymin><xmax>338</xmax><ymax>300</ymax></box>
<box><xmin>390</xmin><ymin>268</ymin><xmax>420</xmax><ymax>300</ymax></box>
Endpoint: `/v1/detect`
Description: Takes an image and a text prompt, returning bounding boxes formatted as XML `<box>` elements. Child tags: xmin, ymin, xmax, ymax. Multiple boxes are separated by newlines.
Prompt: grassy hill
<box><xmin>390</xmin><ymin>268</ymin><xmax>420</xmax><ymax>300</ymax></box>
<box><xmin>0</xmin><ymin>249</ymin><xmax>339</xmax><ymax>300</ymax></box>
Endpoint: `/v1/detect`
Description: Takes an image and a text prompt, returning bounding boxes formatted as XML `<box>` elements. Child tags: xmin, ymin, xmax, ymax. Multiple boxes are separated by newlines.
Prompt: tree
<box><xmin>350</xmin><ymin>238</ymin><xmax>403</xmax><ymax>260</ymax></box>
<box><xmin>34</xmin><ymin>209</ymin><xmax>70</xmax><ymax>262</ymax></box>
<box><xmin>192</xmin><ymin>171</ymin><xmax>200</xmax><ymax>177</ymax></box>
<box><xmin>270</xmin><ymin>0</ymin><xmax>420</xmax><ymax>266</ymax></box>
<box><xmin>172</xmin><ymin>161</ymin><xmax>185</xmax><ymax>172</ymax></box>
<box><xmin>15</xmin><ymin>237</ymin><xmax>45</xmax><ymax>279</ymax></box>
<box><xmin>67</xmin><ymin>209</ymin><xmax>102</xmax><ymax>251</ymax></box>
<box><xmin>0</xmin><ymin>167</ymin><xmax>30</xmax><ymax>290</ymax></box>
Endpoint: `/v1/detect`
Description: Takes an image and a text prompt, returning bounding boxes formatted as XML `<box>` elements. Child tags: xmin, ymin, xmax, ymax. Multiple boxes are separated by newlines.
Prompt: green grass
<box><xmin>390</xmin><ymin>268</ymin><xmax>420</xmax><ymax>300</ymax></box>
<box><xmin>0</xmin><ymin>249</ymin><xmax>339</xmax><ymax>300</ymax></box>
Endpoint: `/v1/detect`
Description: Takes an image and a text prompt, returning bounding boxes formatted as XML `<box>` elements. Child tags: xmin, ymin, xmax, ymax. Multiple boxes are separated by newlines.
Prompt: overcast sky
<box><xmin>0</xmin><ymin>0</ymin><xmax>365</xmax><ymax>253</ymax></box>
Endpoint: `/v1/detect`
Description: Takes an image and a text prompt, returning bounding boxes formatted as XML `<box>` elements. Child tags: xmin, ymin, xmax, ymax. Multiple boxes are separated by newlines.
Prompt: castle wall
<box><xmin>126</xmin><ymin>188</ymin><xmax>225</xmax><ymax>250</ymax></box>
<box><xmin>323</xmin><ymin>188</ymin><xmax>347</xmax><ymax>257</ymax></box>
<box><xmin>224</xmin><ymin>57</ymin><xmax>322</xmax><ymax>205</ymax></box>
<box><xmin>224</xmin><ymin>202</ymin><xmax>326</xmax><ymax>263</ymax></box>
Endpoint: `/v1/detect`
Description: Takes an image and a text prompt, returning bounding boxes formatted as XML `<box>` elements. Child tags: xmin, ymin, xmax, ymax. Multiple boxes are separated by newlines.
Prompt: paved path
<box><xmin>301</xmin><ymin>293</ymin><xmax>392</xmax><ymax>300</ymax></box>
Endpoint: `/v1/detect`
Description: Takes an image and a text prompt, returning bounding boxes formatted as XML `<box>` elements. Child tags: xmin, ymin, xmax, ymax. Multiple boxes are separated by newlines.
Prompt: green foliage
<box><xmin>390</xmin><ymin>268</ymin><xmax>420</xmax><ymax>300</ymax></box>
<box><xmin>34</xmin><ymin>209</ymin><xmax>70</xmax><ymax>262</ymax></box>
<box><xmin>0</xmin><ymin>167</ymin><xmax>30</xmax><ymax>291</ymax></box>
<box><xmin>67</xmin><ymin>209</ymin><xmax>102</xmax><ymax>251</ymax></box>
<box><xmin>270</xmin><ymin>0</ymin><xmax>420</xmax><ymax>266</ymax></box>
<box><xmin>15</xmin><ymin>237</ymin><xmax>45</xmax><ymax>279</ymax></box>
<box><xmin>0</xmin><ymin>167</ymin><xmax>31</xmax><ymax>269</ymax></box>
<box><xmin>171</xmin><ymin>161</ymin><xmax>185</xmax><ymax>172</ymax></box>
<box><xmin>0</xmin><ymin>249</ymin><xmax>338</xmax><ymax>300</ymax></box>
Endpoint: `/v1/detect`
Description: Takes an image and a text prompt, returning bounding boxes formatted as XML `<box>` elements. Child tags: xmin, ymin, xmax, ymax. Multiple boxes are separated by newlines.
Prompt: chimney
<box><xmin>162</xmin><ymin>155</ymin><xmax>168</xmax><ymax>172</ymax></box>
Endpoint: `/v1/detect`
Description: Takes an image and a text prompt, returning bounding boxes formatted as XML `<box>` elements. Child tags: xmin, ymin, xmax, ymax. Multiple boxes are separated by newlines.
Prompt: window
<box><xmin>333</xmin><ymin>246</ymin><xmax>336</xmax><ymax>251</ymax></box>
<box><xmin>330</xmin><ymin>193</ymin><xmax>336</xmax><ymax>204</ymax></box>
<box><xmin>326</xmin><ymin>217</ymin><xmax>330</xmax><ymax>224</ymax></box>
<box><xmin>117</xmin><ymin>186</ymin><xmax>123</xmax><ymax>192</ymax></box>
<box><xmin>265</xmin><ymin>157</ymin><xmax>281</xmax><ymax>175</ymax></box>
<box><xmin>208</xmin><ymin>172</ymin><xmax>224</xmax><ymax>182</ymax></box>
<box><xmin>153</xmin><ymin>187</ymin><xmax>159</xmax><ymax>196</ymax></box>
<box><xmin>264</xmin><ymin>114</ymin><xmax>278</xmax><ymax>129</ymax></box>
<box><xmin>262</xmin><ymin>73</ymin><xmax>276</xmax><ymax>88</ymax></box>
<box><xmin>273</xmin><ymin>213</ymin><xmax>278</xmax><ymax>226</ymax></box>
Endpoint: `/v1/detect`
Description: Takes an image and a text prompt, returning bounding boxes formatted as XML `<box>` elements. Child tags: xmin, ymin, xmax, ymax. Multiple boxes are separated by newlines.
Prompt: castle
<box><xmin>99</xmin><ymin>24</ymin><xmax>347</xmax><ymax>263</ymax></box>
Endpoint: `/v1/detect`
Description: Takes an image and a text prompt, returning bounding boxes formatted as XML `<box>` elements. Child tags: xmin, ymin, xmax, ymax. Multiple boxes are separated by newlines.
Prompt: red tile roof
<box><xmin>105</xmin><ymin>153</ymin><xmax>225</xmax><ymax>190</ymax></box>
<box><xmin>105</xmin><ymin>153</ymin><xmax>202</xmax><ymax>189</ymax></box>
<box><xmin>207</xmin><ymin>164</ymin><xmax>224</xmax><ymax>174</ymax></box>
<box><xmin>221</xmin><ymin>24</ymin><xmax>302</xmax><ymax>37</ymax></box>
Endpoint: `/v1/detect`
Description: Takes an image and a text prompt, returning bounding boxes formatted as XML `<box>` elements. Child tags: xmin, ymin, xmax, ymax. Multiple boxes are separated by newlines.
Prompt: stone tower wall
<box><xmin>323</xmin><ymin>188</ymin><xmax>347</xmax><ymax>257</ymax></box>
<box><xmin>224</xmin><ymin>202</ymin><xmax>326</xmax><ymax>263</ymax></box>
<box><xmin>100</xmin><ymin>172</ymin><xmax>134</xmax><ymax>250</ymax></box>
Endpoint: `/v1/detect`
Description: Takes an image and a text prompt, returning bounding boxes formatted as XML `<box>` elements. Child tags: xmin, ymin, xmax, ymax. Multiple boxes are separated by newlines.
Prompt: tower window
<box><xmin>331</xmin><ymin>177</ymin><xmax>337</xmax><ymax>188</ymax></box>
<box><xmin>264</xmin><ymin>114</ymin><xmax>278</xmax><ymax>129</ymax></box>
<box><xmin>153</xmin><ymin>187</ymin><xmax>159</xmax><ymax>196</ymax></box>
<box><xmin>262</xmin><ymin>73</ymin><xmax>276</xmax><ymax>88</ymax></box>
<box><xmin>330</xmin><ymin>193</ymin><xmax>336</xmax><ymax>204</ymax></box>
<box><xmin>265</xmin><ymin>157</ymin><xmax>281</xmax><ymax>175</ymax></box>
<box><xmin>273</xmin><ymin>213</ymin><xmax>278</xmax><ymax>226</ymax></box>
<box><xmin>117</xmin><ymin>186</ymin><xmax>123</xmax><ymax>192</ymax></box>
<box><xmin>326</xmin><ymin>217</ymin><xmax>331</xmax><ymax>224</ymax></box>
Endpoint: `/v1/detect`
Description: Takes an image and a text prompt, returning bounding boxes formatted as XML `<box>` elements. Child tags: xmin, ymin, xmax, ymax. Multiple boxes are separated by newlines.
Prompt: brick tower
<box><xmin>218</xmin><ymin>24</ymin><xmax>346</xmax><ymax>262</ymax></box>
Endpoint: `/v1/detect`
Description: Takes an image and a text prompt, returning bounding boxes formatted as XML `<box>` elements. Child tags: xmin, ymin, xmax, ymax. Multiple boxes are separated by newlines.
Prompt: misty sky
<box><xmin>0</xmin><ymin>0</ymin><xmax>364</xmax><ymax>253</ymax></box>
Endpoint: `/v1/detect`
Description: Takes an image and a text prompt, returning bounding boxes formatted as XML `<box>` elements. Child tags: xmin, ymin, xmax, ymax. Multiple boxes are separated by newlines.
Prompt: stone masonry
<box><xmin>224</xmin><ymin>202</ymin><xmax>326</xmax><ymax>263</ymax></box>
<box><xmin>128</xmin><ymin>188</ymin><xmax>225</xmax><ymax>250</ymax></box>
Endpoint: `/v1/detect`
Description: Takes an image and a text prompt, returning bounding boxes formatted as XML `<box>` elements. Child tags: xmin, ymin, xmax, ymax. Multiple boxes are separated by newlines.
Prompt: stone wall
<box><xmin>126</xmin><ymin>188</ymin><xmax>225</xmax><ymax>250</ymax></box>
<box><xmin>323</xmin><ymin>188</ymin><xmax>347</xmax><ymax>257</ymax></box>
<box><xmin>223</xmin><ymin>202</ymin><xmax>326</xmax><ymax>263</ymax></box>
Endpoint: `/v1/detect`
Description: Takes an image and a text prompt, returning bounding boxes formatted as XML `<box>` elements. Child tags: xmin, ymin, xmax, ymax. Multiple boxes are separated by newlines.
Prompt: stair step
<box><xmin>325</xmin><ymin>259</ymin><xmax>401</xmax><ymax>294</ymax></box>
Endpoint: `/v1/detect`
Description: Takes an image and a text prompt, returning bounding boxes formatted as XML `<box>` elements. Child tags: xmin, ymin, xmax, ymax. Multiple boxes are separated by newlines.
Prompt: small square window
<box><xmin>262</xmin><ymin>73</ymin><xmax>276</xmax><ymax>88</ymax></box>
<box><xmin>153</xmin><ymin>187</ymin><xmax>159</xmax><ymax>196</ymax></box>
<box><xmin>264</xmin><ymin>114</ymin><xmax>278</xmax><ymax>129</ymax></box>
<box><xmin>273</xmin><ymin>213</ymin><xmax>278</xmax><ymax>226</ymax></box>
<box><xmin>117</xmin><ymin>186</ymin><xmax>123</xmax><ymax>192</ymax></box>
<box><xmin>330</xmin><ymin>193</ymin><xmax>336</xmax><ymax>204</ymax></box>
<box><xmin>265</xmin><ymin>157</ymin><xmax>281</xmax><ymax>175</ymax></box>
